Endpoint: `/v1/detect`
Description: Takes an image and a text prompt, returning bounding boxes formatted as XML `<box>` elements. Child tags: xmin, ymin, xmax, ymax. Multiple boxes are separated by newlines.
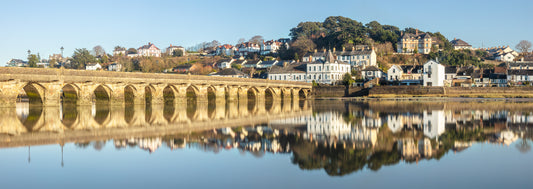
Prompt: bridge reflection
<box><xmin>0</xmin><ymin>99</ymin><xmax>311</xmax><ymax>148</ymax></box>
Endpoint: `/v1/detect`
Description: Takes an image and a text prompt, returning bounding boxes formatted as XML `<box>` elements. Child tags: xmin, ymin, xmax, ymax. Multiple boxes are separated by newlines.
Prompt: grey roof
<box><xmin>269</xmin><ymin>63</ymin><xmax>307</xmax><ymax>74</ymax></box>
<box><xmin>259</xmin><ymin>60</ymin><xmax>278</xmax><ymax>66</ymax></box>
<box><xmin>508</xmin><ymin>69</ymin><xmax>533</xmax><ymax>75</ymax></box>
<box><xmin>362</xmin><ymin>66</ymin><xmax>381</xmax><ymax>71</ymax></box>
<box><xmin>450</xmin><ymin>39</ymin><xmax>472</xmax><ymax>47</ymax></box>
<box><xmin>233</xmin><ymin>60</ymin><xmax>247</xmax><ymax>65</ymax></box>
<box><xmin>401</xmin><ymin>65</ymin><xmax>423</xmax><ymax>74</ymax></box>
<box><xmin>509</xmin><ymin>62</ymin><xmax>533</xmax><ymax>68</ymax></box>
<box><xmin>445</xmin><ymin>66</ymin><xmax>458</xmax><ymax>74</ymax></box>
<box><xmin>212</xmin><ymin>68</ymin><xmax>247</xmax><ymax>76</ymax></box>
<box><xmin>243</xmin><ymin>60</ymin><xmax>261</xmax><ymax>66</ymax></box>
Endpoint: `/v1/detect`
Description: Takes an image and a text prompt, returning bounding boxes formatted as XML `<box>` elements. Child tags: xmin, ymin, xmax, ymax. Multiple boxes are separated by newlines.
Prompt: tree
<box><xmin>71</xmin><ymin>48</ymin><xmax>96</xmax><ymax>69</ymax></box>
<box><xmin>127</xmin><ymin>48</ymin><xmax>137</xmax><ymax>55</ymax></box>
<box><xmin>27</xmin><ymin>54</ymin><xmax>39</xmax><ymax>67</ymax></box>
<box><xmin>92</xmin><ymin>45</ymin><xmax>106</xmax><ymax>57</ymax></box>
<box><xmin>49</xmin><ymin>59</ymin><xmax>57</xmax><ymax>68</ymax></box>
<box><xmin>342</xmin><ymin>73</ymin><xmax>354</xmax><ymax>86</ymax></box>
<box><xmin>172</xmin><ymin>49</ymin><xmax>184</xmax><ymax>57</ymax></box>
<box><xmin>237</xmin><ymin>38</ymin><xmax>246</xmax><ymax>44</ymax></box>
<box><xmin>515</xmin><ymin>40</ymin><xmax>532</xmax><ymax>53</ymax></box>
<box><xmin>290</xmin><ymin>36</ymin><xmax>316</xmax><ymax>61</ymax></box>
<box><xmin>249</xmin><ymin>35</ymin><xmax>264</xmax><ymax>45</ymax></box>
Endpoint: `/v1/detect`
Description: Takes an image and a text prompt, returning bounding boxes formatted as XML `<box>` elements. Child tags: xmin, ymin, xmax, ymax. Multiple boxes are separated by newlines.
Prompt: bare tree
<box><xmin>249</xmin><ymin>35</ymin><xmax>264</xmax><ymax>45</ymax></box>
<box><xmin>515</xmin><ymin>40</ymin><xmax>532</xmax><ymax>53</ymax></box>
<box><xmin>92</xmin><ymin>45</ymin><xmax>106</xmax><ymax>57</ymax></box>
<box><xmin>237</xmin><ymin>38</ymin><xmax>246</xmax><ymax>44</ymax></box>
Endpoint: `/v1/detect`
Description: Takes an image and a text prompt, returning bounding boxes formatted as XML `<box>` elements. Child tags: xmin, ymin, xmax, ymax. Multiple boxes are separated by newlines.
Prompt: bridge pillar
<box><xmin>109</xmin><ymin>83</ymin><xmax>127</xmax><ymax>106</ymax></box>
<box><xmin>39</xmin><ymin>81</ymin><xmax>63</xmax><ymax>106</ymax></box>
<box><xmin>292</xmin><ymin>88</ymin><xmax>300</xmax><ymax>101</ymax></box>
<box><xmin>254</xmin><ymin>87</ymin><xmax>266</xmax><ymax>115</ymax></box>
<box><xmin>226</xmin><ymin>86</ymin><xmax>239</xmax><ymax>102</ymax></box>
<box><xmin>237</xmin><ymin>87</ymin><xmax>248</xmax><ymax>105</ymax></box>
<box><xmin>0</xmin><ymin>80</ymin><xmax>25</xmax><ymax>107</ymax></box>
<box><xmin>212</xmin><ymin>85</ymin><xmax>226</xmax><ymax>103</ymax></box>
<box><xmin>166</xmin><ymin>84</ymin><xmax>187</xmax><ymax>104</ymax></box>
<box><xmin>78</xmin><ymin>84</ymin><xmax>99</xmax><ymax>105</ymax></box>
<box><xmin>150</xmin><ymin>84</ymin><xmax>167</xmax><ymax>105</ymax></box>
<box><xmin>281</xmin><ymin>88</ymin><xmax>292</xmax><ymax>101</ymax></box>
<box><xmin>195</xmin><ymin>85</ymin><xmax>209</xmax><ymax>103</ymax></box>
<box><xmin>128</xmin><ymin>84</ymin><xmax>147</xmax><ymax>105</ymax></box>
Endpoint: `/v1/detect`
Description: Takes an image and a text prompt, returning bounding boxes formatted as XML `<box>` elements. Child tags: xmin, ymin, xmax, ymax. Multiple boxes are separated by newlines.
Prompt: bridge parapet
<box><xmin>0</xmin><ymin>67</ymin><xmax>312</xmax><ymax>107</ymax></box>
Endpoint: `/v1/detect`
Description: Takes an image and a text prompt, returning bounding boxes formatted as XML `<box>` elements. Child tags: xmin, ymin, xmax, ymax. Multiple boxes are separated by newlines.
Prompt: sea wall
<box><xmin>368</xmin><ymin>86</ymin><xmax>533</xmax><ymax>98</ymax></box>
<box><xmin>312</xmin><ymin>86</ymin><xmax>365</xmax><ymax>97</ymax></box>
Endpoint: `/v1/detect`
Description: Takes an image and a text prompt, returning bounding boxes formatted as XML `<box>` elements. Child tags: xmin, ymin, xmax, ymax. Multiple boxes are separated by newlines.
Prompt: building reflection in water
<box><xmin>1</xmin><ymin>100</ymin><xmax>532</xmax><ymax>175</ymax></box>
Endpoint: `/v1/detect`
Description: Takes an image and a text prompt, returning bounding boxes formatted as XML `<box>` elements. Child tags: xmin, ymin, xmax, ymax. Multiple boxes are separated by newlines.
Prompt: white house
<box><xmin>507</xmin><ymin>70</ymin><xmax>533</xmax><ymax>84</ymax></box>
<box><xmin>166</xmin><ymin>44</ymin><xmax>186</xmax><ymax>56</ymax></box>
<box><xmin>361</xmin><ymin>66</ymin><xmax>383</xmax><ymax>80</ymax></box>
<box><xmin>113</xmin><ymin>47</ymin><xmax>126</xmax><ymax>56</ymax></box>
<box><xmin>108</xmin><ymin>63</ymin><xmax>122</xmax><ymax>71</ymax></box>
<box><xmin>422</xmin><ymin>60</ymin><xmax>445</xmax><ymax>86</ymax></box>
<box><xmin>495</xmin><ymin>52</ymin><xmax>516</xmax><ymax>62</ymax></box>
<box><xmin>261</xmin><ymin>40</ymin><xmax>284</xmax><ymax>55</ymax></box>
<box><xmin>237</xmin><ymin>42</ymin><xmax>260</xmax><ymax>56</ymax></box>
<box><xmin>137</xmin><ymin>42</ymin><xmax>161</xmax><ymax>57</ymax></box>
<box><xmin>209</xmin><ymin>68</ymin><xmax>249</xmax><ymax>78</ymax></box>
<box><xmin>86</xmin><ymin>63</ymin><xmax>102</xmax><ymax>70</ymax></box>
<box><xmin>216</xmin><ymin>44</ymin><xmax>238</xmax><ymax>56</ymax></box>
<box><xmin>387</xmin><ymin>65</ymin><xmax>403</xmax><ymax>81</ymax></box>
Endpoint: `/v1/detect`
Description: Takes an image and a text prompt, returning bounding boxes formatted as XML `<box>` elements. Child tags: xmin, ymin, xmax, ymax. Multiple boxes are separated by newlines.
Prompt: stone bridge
<box><xmin>0</xmin><ymin>67</ymin><xmax>312</xmax><ymax>107</ymax></box>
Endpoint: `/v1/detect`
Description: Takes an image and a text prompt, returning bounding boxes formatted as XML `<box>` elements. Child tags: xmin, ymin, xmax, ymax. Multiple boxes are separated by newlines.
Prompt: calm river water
<box><xmin>0</xmin><ymin>99</ymin><xmax>532</xmax><ymax>189</ymax></box>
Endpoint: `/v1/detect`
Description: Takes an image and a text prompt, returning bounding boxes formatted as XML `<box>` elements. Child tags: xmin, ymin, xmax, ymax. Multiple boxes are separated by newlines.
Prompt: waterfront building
<box><xmin>137</xmin><ymin>42</ymin><xmax>161</xmax><ymax>57</ymax></box>
<box><xmin>422</xmin><ymin>60</ymin><xmax>445</xmax><ymax>86</ymax></box>
<box><xmin>361</xmin><ymin>66</ymin><xmax>383</xmax><ymax>80</ymax></box>
<box><xmin>387</xmin><ymin>65</ymin><xmax>403</xmax><ymax>81</ymax></box>
<box><xmin>268</xmin><ymin>50</ymin><xmax>351</xmax><ymax>84</ymax></box>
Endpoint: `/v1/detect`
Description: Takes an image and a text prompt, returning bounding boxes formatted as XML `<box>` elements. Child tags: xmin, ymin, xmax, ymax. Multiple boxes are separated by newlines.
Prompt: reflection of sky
<box><xmin>0</xmin><ymin>141</ymin><xmax>531</xmax><ymax>189</ymax></box>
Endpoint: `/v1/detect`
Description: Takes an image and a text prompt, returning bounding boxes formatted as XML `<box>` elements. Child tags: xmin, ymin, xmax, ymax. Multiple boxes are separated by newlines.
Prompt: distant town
<box><xmin>6</xmin><ymin>16</ymin><xmax>533</xmax><ymax>88</ymax></box>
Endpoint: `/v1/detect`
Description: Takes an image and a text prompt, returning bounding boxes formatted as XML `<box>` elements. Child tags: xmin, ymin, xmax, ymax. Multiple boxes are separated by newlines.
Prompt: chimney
<box><xmin>314</xmin><ymin>49</ymin><xmax>317</xmax><ymax>53</ymax></box>
<box><xmin>371</xmin><ymin>46</ymin><xmax>375</xmax><ymax>51</ymax></box>
<box><xmin>333</xmin><ymin>47</ymin><xmax>336</xmax><ymax>52</ymax></box>
<box><xmin>309</xmin><ymin>55</ymin><xmax>313</xmax><ymax>62</ymax></box>
<box><xmin>454</xmin><ymin>38</ymin><xmax>456</xmax><ymax>40</ymax></box>
<box><xmin>415</xmin><ymin>29</ymin><xmax>418</xmax><ymax>36</ymax></box>
<box><xmin>401</xmin><ymin>31</ymin><xmax>403</xmax><ymax>36</ymax></box>
<box><xmin>323</xmin><ymin>49</ymin><xmax>326</xmax><ymax>53</ymax></box>
<box><xmin>342</xmin><ymin>47</ymin><xmax>345</xmax><ymax>52</ymax></box>
<box><xmin>352</xmin><ymin>46</ymin><xmax>355</xmax><ymax>51</ymax></box>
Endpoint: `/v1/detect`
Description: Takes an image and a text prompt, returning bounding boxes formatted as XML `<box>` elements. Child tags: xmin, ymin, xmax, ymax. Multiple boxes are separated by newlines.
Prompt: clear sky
<box><xmin>1</xmin><ymin>0</ymin><xmax>531</xmax><ymax>65</ymax></box>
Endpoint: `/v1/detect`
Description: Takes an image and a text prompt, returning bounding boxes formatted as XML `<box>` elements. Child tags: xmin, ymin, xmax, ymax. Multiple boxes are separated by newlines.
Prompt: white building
<box><xmin>507</xmin><ymin>70</ymin><xmax>533</xmax><ymax>84</ymax></box>
<box><xmin>137</xmin><ymin>42</ymin><xmax>161</xmax><ymax>57</ymax></box>
<box><xmin>387</xmin><ymin>65</ymin><xmax>403</xmax><ymax>81</ymax></box>
<box><xmin>361</xmin><ymin>66</ymin><xmax>383</xmax><ymax>80</ymax></box>
<box><xmin>86</xmin><ymin>63</ymin><xmax>102</xmax><ymax>70</ymax></box>
<box><xmin>268</xmin><ymin>50</ymin><xmax>351</xmax><ymax>84</ymax></box>
<box><xmin>108</xmin><ymin>63</ymin><xmax>122</xmax><ymax>71</ymax></box>
<box><xmin>422</xmin><ymin>60</ymin><xmax>445</xmax><ymax>86</ymax></box>
<box><xmin>450</xmin><ymin>38</ymin><xmax>473</xmax><ymax>50</ymax></box>
<box><xmin>236</xmin><ymin>42</ymin><xmax>260</xmax><ymax>56</ymax></box>
<box><xmin>113</xmin><ymin>47</ymin><xmax>126</xmax><ymax>56</ymax></box>
<box><xmin>261</xmin><ymin>40</ymin><xmax>285</xmax><ymax>55</ymax></box>
<box><xmin>166</xmin><ymin>44</ymin><xmax>186</xmax><ymax>56</ymax></box>
<box><xmin>216</xmin><ymin>44</ymin><xmax>238</xmax><ymax>56</ymax></box>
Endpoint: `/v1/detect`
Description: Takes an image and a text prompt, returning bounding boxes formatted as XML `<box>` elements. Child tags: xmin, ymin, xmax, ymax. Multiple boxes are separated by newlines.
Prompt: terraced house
<box><xmin>303</xmin><ymin>45</ymin><xmax>376</xmax><ymax>69</ymax></box>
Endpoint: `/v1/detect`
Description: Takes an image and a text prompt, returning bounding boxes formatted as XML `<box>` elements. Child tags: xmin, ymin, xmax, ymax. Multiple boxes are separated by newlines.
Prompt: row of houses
<box><xmin>214</xmin><ymin>39</ymin><xmax>290</xmax><ymax>56</ymax></box>
<box><xmin>371</xmin><ymin>61</ymin><xmax>533</xmax><ymax>87</ymax></box>
<box><xmin>113</xmin><ymin>42</ymin><xmax>186</xmax><ymax>58</ymax></box>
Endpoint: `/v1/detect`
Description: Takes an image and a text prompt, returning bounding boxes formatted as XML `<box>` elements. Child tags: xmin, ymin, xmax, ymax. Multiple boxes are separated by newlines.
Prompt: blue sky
<box><xmin>1</xmin><ymin>0</ymin><xmax>531</xmax><ymax>65</ymax></box>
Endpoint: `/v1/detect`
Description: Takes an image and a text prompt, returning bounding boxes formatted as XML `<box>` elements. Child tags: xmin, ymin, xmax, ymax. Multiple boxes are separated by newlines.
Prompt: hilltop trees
<box><xmin>516</xmin><ymin>40</ymin><xmax>532</xmax><ymax>53</ymax></box>
<box><xmin>71</xmin><ymin>48</ymin><xmax>96</xmax><ymax>69</ymax></box>
<box><xmin>27</xmin><ymin>54</ymin><xmax>39</xmax><ymax>67</ymax></box>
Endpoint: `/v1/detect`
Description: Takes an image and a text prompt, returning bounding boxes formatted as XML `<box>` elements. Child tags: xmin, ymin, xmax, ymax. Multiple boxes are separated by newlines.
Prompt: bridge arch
<box><xmin>61</xmin><ymin>83</ymin><xmax>80</xmax><ymax>104</ymax></box>
<box><xmin>93</xmin><ymin>85</ymin><xmax>112</xmax><ymax>103</ymax></box>
<box><xmin>163</xmin><ymin>85</ymin><xmax>179</xmax><ymax>104</ymax></box>
<box><xmin>298</xmin><ymin>89</ymin><xmax>308</xmax><ymax>99</ymax></box>
<box><xmin>20</xmin><ymin>82</ymin><xmax>46</xmax><ymax>105</ymax></box>
<box><xmin>186</xmin><ymin>85</ymin><xmax>200</xmax><ymax>104</ymax></box>
<box><xmin>124</xmin><ymin>85</ymin><xmax>138</xmax><ymax>104</ymax></box>
<box><xmin>144</xmin><ymin>85</ymin><xmax>155</xmax><ymax>104</ymax></box>
<box><xmin>264</xmin><ymin>88</ymin><xmax>276</xmax><ymax>112</ymax></box>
